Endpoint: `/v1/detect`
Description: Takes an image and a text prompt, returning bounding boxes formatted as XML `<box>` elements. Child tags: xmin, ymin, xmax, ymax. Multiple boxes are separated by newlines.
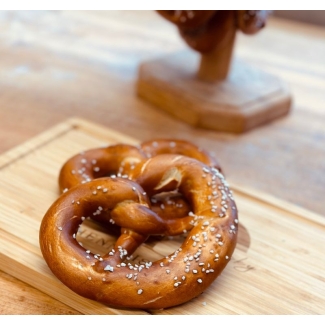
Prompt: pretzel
<box><xmin>58</xmin><ymin>144</ymin><xmax>147</xmax><ymax>193</ymax></box>
<box><xmin>140</xmin><ymin>139</ymin><xmax>221</xmax><ymax>172</ymax></box>
<box><xmin>157</xmin><ymin>10</ymin><xmax>270</xmax><ymax>53</ymax></box>
<box><xmin>58</xmin><ymin>139</ymin><xmax>221</xmax><ymax>222</ymax></box>
<box><xmin>40</xmin><ymin>141</ymin><xmax>238</xmax><ymax>309</ymax></box>
<box><xmin>237</xmin><ymin>10</ymin><xmax>270</xmax><ymax>34</ymax></box>
<box><xmin>59</xmin><ymin>140</ymin><xmax>221</xmax><ymax>192</ymax></box>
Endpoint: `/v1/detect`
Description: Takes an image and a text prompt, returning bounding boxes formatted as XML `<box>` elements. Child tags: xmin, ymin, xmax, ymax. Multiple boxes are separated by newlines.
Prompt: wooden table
<box><xmin>0</xmin><ymin>10</ymin><xmax>324</xmax><ymax>315</ymax></box>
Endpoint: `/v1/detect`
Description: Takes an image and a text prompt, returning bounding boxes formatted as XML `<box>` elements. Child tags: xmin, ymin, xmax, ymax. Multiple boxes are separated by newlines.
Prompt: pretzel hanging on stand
<box><xmin>39</xmin><ymin>140</ymin><xmax>238</xmax><ymax>310</ymax></box>
<box><xmin>157</xmin><ymin>10</ymin><xmax>270</xmax><ymax>81</ymax></box>
<box><xmin>137</xmin><ymin>10</ymin><xmax>291</xmax><ymax>134</ymax></box>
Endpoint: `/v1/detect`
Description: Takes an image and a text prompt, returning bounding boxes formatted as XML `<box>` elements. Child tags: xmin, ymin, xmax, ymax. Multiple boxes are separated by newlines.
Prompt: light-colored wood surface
<box><xmin>0</xmin><ymin>117</ymin><xmax>324</xmax><ymax>315</ymax></box>
<box><xmin>0</xmin><ymin>10</ymin><xmax>324</xmax><ymax>315</ymax></box>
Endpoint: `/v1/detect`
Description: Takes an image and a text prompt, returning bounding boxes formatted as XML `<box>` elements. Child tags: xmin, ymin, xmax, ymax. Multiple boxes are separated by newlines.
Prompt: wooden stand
<box><xmin>137</xmin><ymin>50</ymin><xmax>292</xmax><ymax>133</ymax></box>
<box><xmin>197</xmin><ymin>27</ymin><xmax>236</xmax><ymax>82</ymax></box>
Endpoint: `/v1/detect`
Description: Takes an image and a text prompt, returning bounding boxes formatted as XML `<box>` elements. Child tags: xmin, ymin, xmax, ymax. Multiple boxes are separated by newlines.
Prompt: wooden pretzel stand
<box><xmin>137</xmin><ymin>10</ymin><xmax>292</xmax><ymax>133</ymax></box>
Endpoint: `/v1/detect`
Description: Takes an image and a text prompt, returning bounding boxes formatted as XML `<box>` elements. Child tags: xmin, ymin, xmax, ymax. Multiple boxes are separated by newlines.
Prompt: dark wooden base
<box><xmin>136</xmin><ymin>51</ymin><xmax>292</xmax><ymax>133</ymax></box>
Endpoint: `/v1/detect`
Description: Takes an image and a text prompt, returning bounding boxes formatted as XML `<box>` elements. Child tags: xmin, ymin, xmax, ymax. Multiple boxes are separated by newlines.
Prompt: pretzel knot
<box><xmin>39</xmin><ymin>140</ymin><xmax>238</xmax><ymax>310</ymax></box>
<box><xmin>157</xmin><ymin>10</ymin><xmax>270</xmax><ymax>53</ymax></box>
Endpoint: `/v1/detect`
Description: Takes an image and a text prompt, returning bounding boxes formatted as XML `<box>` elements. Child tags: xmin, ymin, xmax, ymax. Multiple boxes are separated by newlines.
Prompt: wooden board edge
<box><xmin>69</xmin><ymin>117</ymin><xmax>139</xmax><ymax>145</ymax></box>
<box><xmin>0</xmin><ymin>228</ymin><xmax>149</xmax><ymax>315</ymax></box>
<box><xmin>0</xmin><ymin>117</ymin><xmax>138</xmax><ymax>170</ymax></box>
<box><xmin>230</xmin><ymin>182</ymin><xmax>325</xmax><ymax>227</ymax></box>
<box><xmin>0</xmin><ymin>119</ymin><xmax>73</xmax><ymax>169</ymax></box>
<box><xmin>2</xmin><ymin>116</ymin><xmax>323</xmax><ymax>228</ymax></box>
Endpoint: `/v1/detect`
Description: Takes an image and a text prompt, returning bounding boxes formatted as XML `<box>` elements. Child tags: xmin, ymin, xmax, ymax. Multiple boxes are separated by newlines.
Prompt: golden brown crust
<box><xmin>58</xmin><ymin>144</ymin><xmax>146</xmax><ymax>193</ymax></box>
<box><xmin>58</xmin><ymin>139</ymin><xmax>222</xmax><ymax>222</ymax></box>
<box><xmin>140</xmin><ymin>139</ymin><xmax>222</xmax><ymax>172</ymax></box>
<box><xmin>59</xmin><ymin>139</ymin><xmax>221</xmax><ymax>193</ymax></box>
<box><xmin>157</xmin><ymin>10</ymin><xmax>270</xmax><ymax>53</ymax></box>
<box><xmin>40</xmin><ymin>140</ymin><xmax>238</xmax><ymax>310</ymax></box>
<box><xmin>157</xmin><ymin>10</ymin><xmax>216</xmax><ymax>30</ymax></box>
<box><xmin>236</xmin><ymin>10</ymin><xmax>270</xmax><ymax>35</ymax></box>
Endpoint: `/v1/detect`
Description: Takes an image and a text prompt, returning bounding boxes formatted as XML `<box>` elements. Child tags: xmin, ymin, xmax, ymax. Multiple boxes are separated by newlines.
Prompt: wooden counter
<box><xmin>0</xmin><ymin>10</ymin><xmax>324</xmax><ymax>315</ymax></box>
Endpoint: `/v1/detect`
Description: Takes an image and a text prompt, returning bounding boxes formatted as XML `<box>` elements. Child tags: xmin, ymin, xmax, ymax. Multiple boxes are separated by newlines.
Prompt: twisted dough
<box><xmin>157</xmin><ymin>10</ymin><xmax>270</xmax><ymax>53</ymax></box>
<box><xmin>40</xmin><ymin>140</ymin><xmax>238</xmax><ymax>310</ymax></box>
<box><xmin>58</xmin><ymin>139</ymin><xmax>221</xmax><ymax>222</ymax></box>
<box><xmin>59</xmin><ymin>139</ymin><xmax>221</xmax><ymax>193</ymax></box>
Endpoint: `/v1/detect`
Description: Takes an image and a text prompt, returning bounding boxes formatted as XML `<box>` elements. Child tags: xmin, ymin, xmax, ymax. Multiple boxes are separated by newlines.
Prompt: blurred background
<box><xmin>274</xmin><ymin>10</ymin><xmax>325</xmax><ymax>26</ymax></box>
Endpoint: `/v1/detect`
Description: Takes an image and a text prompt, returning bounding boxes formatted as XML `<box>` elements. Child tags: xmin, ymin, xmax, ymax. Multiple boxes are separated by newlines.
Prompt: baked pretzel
<box><xmin>140</xmin><ymin>139</ymin><xmax>221</xmax><ymax>171</ymax></box>
<box><xmin>237</xmin><ymin>10</ymin><xmax>270</xmax><ymax>34</ymax></box>
<box><xmin>58</xmin><ymin>139</ymin><xmax>221</xmax><ymax>222</ymax></box>
<box><xmin>59</xmin><ymin>140</ymin><xmax>221</xmax><ymax>193</ymax></box>
<box><xmin>40</xmin><ymin>141</ymin><xmax>238</xmax><ymax>309</ymax></box>
<box><xmin>58</xmin><ymin>144</ymin><xmax>146</xmax><ymax>193</ymax></box>
<box><xmin>157</xmin><ymin>10</ymin><xmax>270</xmax><ymax>53</ymax></box>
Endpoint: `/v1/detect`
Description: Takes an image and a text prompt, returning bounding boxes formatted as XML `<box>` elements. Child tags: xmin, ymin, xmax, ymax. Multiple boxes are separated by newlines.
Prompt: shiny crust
<box><xmin>140</xmin><ymin>139</ymin><xmax>221</xmax><ymax>171</ymax></box>
<box><xmin>237</xmin><ymin>10</ymin><xmax>270</xmax><ymax>34</ymax></box>
<box><xmin>40</xmin><ymin>140</ymin><xmax>238</xmax><ymax>310</ymax></box>
<box><xmin>58</xmin><ymin>144</ymin><xmax>146</xmax><ymax>193</ymax></box>
<box><xmin>157</xmin><ymin>10</ymin><xmax>270</xmax><ymax>53</ymax></box>
<box><xmin>59</xmin><ymin>140</ymin><xmax>221</xmax><ymax>194</ymax></box>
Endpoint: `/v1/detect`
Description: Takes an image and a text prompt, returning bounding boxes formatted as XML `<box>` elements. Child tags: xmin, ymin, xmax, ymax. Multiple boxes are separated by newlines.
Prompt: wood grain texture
<box><xmin>0</xmin><ymin>270</ymin><xmax>81</xmax><ymax>315</ymax></box>
<box><xmin>0</xmin><ymin>10</ymin><xmax>324</xmax><ymax>314</ymax></box>
<box><xmin>0</xmin><ymin>118</ymin><xmax>324</xmax><ymax>315</ymax></box>
<box><xmin>137</xmin><ymin>51</ymin><xmax>292</xmax><ymax>132</ymax></box>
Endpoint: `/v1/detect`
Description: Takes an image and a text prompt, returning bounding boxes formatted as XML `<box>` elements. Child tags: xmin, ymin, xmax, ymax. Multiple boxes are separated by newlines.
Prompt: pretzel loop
<box><xmin>157</xmin><ymin>10</ymin><xmax>270</xmax><ymax>53</ymax></box>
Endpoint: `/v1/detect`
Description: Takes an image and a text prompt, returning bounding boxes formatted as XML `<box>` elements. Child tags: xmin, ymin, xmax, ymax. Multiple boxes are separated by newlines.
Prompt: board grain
<box><xmin>0</xmin><ymin>118</ymin><xmax>324</xmax><ymax>315</ymax></box>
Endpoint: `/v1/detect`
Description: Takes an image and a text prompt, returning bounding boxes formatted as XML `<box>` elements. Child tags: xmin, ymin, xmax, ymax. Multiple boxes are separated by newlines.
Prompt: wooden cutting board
<box><xmin>0</xmin><ymin>117</ymin><xmax>324</xmax><ymax>315</ymax></box>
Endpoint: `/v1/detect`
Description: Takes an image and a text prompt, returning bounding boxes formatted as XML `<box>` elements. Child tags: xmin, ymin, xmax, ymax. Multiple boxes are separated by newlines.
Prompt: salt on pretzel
<box><xmin>58</xmin><ymin>144</ymin><xmax>147</xmax><ymax>193</ymax></box>
<box><xmin>157</xmin><ymin>10</ymin><xmax>270</xmax><ymax>53</ymax></box>
<box><xmin>140</xmin><ymin>139</ymin><xmax>221</xmax><ymax>172</ymax></box>
<box><xmin>58</xmin><ymin>139</ymin><xmax>221</xmax><ymax>222</ymax></box>
<box><xmin>40</xmin><ymin>153</ymin><xmax>238</xmax><ymax>309</ymax></box>
<box><xmin>236</xmin><ymin>10</ymin><xmax>270</xmax><ymax>34</ymax></box>
<box><xmin>58</xmin><ymin>140</ymin><xmax>221</xmax><ymax>194</ymax></box>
